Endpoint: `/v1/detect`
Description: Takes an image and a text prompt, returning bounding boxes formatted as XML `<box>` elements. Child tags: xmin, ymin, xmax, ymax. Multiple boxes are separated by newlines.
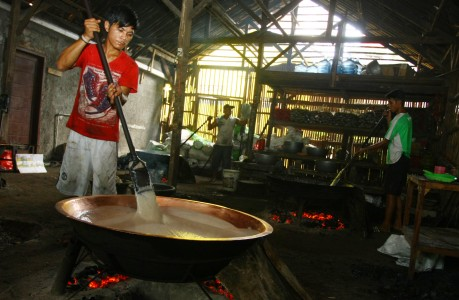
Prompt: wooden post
<box><xmin>246</xmin><ymin>6</ymin><xmax>267</xmax><ymax>158</ymax></box>
<box><xmin>330</xmin><ymin>20</ymin><xmax>344</xmax><ymax>88</ymax></box>
<box><xmin>51</xmin><ymin>237</ymin><xmax>82</xmax><ymax>295</ymax></box>
<box><xmin>168</xmin><ymin>0</ymin><xmax>193</xmax><ymax>187</ymax></box>
<box><xmin>0</xmin><ymin>0</ymin><xmax>21</xmax><ymax>139</ymax></box>
<box><xmin>265</xmin><ymin>90</ymin><xmax>278</xmax><ymax>149</ymax></box>
<box><xmin>246</xmin><ymin>43</ymin><xmax>264</xmax><ymax>158</ymax></box>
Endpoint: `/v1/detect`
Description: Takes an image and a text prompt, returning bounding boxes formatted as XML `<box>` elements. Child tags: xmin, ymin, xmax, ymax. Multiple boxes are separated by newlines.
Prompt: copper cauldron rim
<box><xmin>55</xmin><ymin>195</ymin><xmax>273</xmax><ymax>241</ymax></box>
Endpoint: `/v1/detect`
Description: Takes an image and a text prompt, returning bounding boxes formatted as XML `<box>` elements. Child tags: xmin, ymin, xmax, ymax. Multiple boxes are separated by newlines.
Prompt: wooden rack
<box><xmin>258</xmin><ymin>70</ymin><xmax>446</xmax><ymax>193</ymax></box>
<box><xmin>403</xmin><ymin>175</ymin><xmax>459</xmax><ymax>279</ymax></box>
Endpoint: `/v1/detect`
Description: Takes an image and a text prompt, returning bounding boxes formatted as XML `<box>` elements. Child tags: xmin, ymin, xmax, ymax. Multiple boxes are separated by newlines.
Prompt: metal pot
<box><xmin>282</xmin><ymin>141</ymin><xmax>304</xmax><ymax>153</ymax></box>
<box><xmin>117</xmin><ymin>182</ymin><xmax>176</xmax><ymax>196</ymax></box>
<box><xmin>364</xmin><ymin>59</ymin><xmax>381</xmax><ymax>75</ymax></box>
<box><xmin>152</xmin><ymin>183</ymin><xmax>176</xmax><ymax>196</ymax></box>
<box><xmin>253</xmin><ymin>153</ymin><xmax>278</xmax><ymax>165</ymax></box>
<box><xmin>306</xmin><ymin>146</ymin><xmax>328</xmax><ymax>158</ymax></box>
<box><xmin>55</xmin><ymin>195</ymin><xmax>272</xmax><ymax>282</ymax></box>
<box><xmin>315</xmin><ymin>159</ymin><xmax>340</xmax><ymax>173</ymax></box>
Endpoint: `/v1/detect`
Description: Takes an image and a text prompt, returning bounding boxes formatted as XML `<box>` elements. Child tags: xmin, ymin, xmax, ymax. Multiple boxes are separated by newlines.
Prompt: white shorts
<box><xmin>56</xmin><ymin>130</ymin><xmax>118</xmax><ymax>196</ymax></box>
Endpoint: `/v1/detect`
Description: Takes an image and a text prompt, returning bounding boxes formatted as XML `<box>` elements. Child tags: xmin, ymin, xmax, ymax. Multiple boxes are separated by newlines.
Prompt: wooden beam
<box><xmin>416</xmin><ymin>54</ymin><xmax>423</xmax><ymax>71</ymax></box>
<box><xmin>357</xmin><ymin>0</ymin><xmax>365</xmax><ymax>24</ymax></box>
<box><xmin>168</xmin><ymin>0</ymin><xmax>193</xmax><ymax>187</ymax></box>
<box><xmin>235</xmin><ymin>0</ymin><xmax>263</xmax><ymax>25</ymax></box>
<box><xmin>17</xmin><ymin>0</ymin><xmax>46</xmax><ymax>34</ymax></box>
<box><xmin>451</xmin><ymin>45</ymin><xmax>459</xmax><ymax>70</ymax></box>
<box><xmin>325</xmin><ymin>0</ymin><xmax>337</xmax><ymax>38</ymax></box>
<box><xmin>204</xmin><ymin>1</ymin><xmax>267</xmax><ymax>66</ymax></box>
<box><xmin>192</xmin><ymin>0</ymin><xmax>212</xmax><ymax>18</ymax></box>
<box><xmin>160</xmin><ymin>0</ymin><xmax>181</xmax><ymax>18</ymax></box>
<box><xmin>229</xmin><ymin>44</ymin><xmax>257</xmax><ymax>69</ymax></box>
<box><xmin>428</xmin><ymin>0</ymin><xmax>448</xmax><ymax>33</ymax></box>
<box><xmin>271</xmin><ymin>0</ymin><xmax>302</xmax><ymax>22</ymax></box>
<box><xmin>263</xmin><ymin>44</ymin><xmax>295</xmax><ymax>70</ymax></box>
<box><xmin>206</xmin><ymin>1</ymin><xmax>247</xmax><ymax>36</ymax></box>
<box><xmin>255</xmin><ymin>0</ymin><xmax>306</xmax><ymax>63</ymax></box>
<box><xmin>258</xmin><ymin>70</ymin><xmax>446</xmax><ymax>98</ymax></box>
<box><xmin>292</xmin><ymin>21</ymin><xmax>342</xmax><ymax>60</ymax></box>
<box><xmin>131</xmin><ymin>43</ymin><xmax>154</xmax><ymax>60</ymax></box>
<box><xmin>341</xmin><ymin>14</ymin><xmax>439</xmax><ymax>71</ymax></box>
<box><xmin>285</xmin><ymin>6</ymin><xmax>299</xmax><ymax>67</ymax></box>
<box><xmin>193</xmin><ymin>34</ymin><xmax>458</xmax><ymax>45</ymax></box>
<box><xmin>321</xmin><ymin>7</ymin><xmax>442</xmax><ymax>72</ymax></box>
<box><xmin>375</xmin><ymin>0</ymin><xmax>429</xmax><ymax>33</ymax></box>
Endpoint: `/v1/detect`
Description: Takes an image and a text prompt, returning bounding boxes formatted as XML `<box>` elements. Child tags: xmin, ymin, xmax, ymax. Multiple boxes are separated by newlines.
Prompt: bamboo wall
<box><xmin>160</xmin><ymin>66</ymin><xmax>272</xmax><ymax>143</ymax></box>
<box><xmin>425</xmin><ymin>75</ymin><xmax>459</xmax><ymax>227</ymax></box>
<box><xmin>442</xmin><ymin>76</ymin><xmax>459</xmax><ymax>169</ymax></box>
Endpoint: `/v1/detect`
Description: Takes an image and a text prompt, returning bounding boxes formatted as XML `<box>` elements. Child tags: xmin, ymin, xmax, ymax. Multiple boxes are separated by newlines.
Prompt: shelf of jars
<box><xmin>259</xmin><ymin>70</ymin><xmax>446</xmax><ymax>98</ymax></box>
<box><xmin>271</xmin><ymin>120</ymin><xmax>386</xmax><ymax>137</ymax></box>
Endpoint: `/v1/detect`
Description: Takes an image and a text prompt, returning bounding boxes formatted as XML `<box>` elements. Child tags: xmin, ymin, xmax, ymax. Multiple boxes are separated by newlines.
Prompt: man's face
<box><xmin>387</xmin><ymin>98</ymin><xmax>402</xmax><ymax>112</ymax></box>
<box><xmin>105</xmin><ymin>21</ymin><xmax>135</xmax><ymax>51</ymax></box>
<box><xmin>223</xmin><ymin>107</ymin><xmax>233</xmax><ymax>116</ymax></box>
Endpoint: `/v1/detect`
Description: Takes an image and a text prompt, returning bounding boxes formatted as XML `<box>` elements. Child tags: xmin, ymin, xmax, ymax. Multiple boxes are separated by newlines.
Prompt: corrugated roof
<box><xmin>2</xmin><ymin>0</ymin><xmax>458</xmax><ymax>75</ymax></box>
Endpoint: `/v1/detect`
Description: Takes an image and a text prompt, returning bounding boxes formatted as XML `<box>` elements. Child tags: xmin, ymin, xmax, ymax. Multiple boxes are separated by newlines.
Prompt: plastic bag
<box><xmin>377</xmin><ymin>234</ymin><xmax>444</xmax><ymax>272</ymax></box>
<box><xmin>241</xmin><ymin>103</ymin><xmax>251</xmax><ymax>120</ymax></box>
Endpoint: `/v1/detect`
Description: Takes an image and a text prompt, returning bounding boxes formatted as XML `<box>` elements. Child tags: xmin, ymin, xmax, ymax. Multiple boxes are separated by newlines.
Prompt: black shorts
<box><xmin>384</xmin><ymin>154</ymin><xmax>410</xmax><ymax>196</ymax></box>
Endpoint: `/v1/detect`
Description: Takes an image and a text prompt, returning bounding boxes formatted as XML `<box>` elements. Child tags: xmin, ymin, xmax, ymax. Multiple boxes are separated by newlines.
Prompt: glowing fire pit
<box><xmin>270</xmin><ymin>209</ymin><xmax>346</xmax><ymax>229</ymax></box>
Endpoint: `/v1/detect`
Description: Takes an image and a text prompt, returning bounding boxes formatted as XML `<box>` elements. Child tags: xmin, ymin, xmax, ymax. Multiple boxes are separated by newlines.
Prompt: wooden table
<box><xmin>403</xmin><ymin>175</ymin><xmax>459</xmax><ymax>279</ymax></box>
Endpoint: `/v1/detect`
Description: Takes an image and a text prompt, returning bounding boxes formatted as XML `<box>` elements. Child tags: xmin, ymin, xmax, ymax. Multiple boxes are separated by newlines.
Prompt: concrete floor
<box><xmin>1</xmin><ymin>166</ymin><xmax>459</xmax><ymax>299</ymax></box>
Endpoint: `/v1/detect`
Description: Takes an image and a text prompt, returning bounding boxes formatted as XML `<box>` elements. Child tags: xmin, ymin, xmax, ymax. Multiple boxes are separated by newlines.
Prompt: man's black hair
<box><xmin>385</xmin><ymin>89</ymin><xmax>405</xmax><ymax>101</ymax></box>
<box><xmin>104</xmin><ymin>5</ymin><xmax>139</xmax><ymax>30</ymax></box>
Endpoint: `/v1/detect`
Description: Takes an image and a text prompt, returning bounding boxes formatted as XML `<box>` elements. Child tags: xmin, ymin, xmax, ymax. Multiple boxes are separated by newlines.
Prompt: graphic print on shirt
<box><xmin>78</xmin><ymin>65</ymin><xmax>120</xmax><ymax>122</ymax></box>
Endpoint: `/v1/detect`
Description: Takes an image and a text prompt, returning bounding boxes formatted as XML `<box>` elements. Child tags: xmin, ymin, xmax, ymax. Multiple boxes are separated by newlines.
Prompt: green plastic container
<box><xmin>423</xmin><ymin>170</ymin><xmax>457</xmax><ymax>183</ymax></box>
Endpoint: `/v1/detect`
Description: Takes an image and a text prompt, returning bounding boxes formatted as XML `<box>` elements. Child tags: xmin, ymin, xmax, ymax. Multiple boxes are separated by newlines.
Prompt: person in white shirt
<box><xmin>207</xmin><ymin>104</ymin><xmax>247</xmax><ymax>182</ymax></box>
<box><xmin>357</xmin><ymin>89</ymin><xmax>412</xmax><ymax>233</ymax></box>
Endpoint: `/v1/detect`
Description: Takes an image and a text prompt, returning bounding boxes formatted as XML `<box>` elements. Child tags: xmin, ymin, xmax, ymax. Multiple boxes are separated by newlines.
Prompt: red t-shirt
<box><xmin>66</xmin><ymin>44</ymin><xmax>139</xmax><ymax>142</ymax></box>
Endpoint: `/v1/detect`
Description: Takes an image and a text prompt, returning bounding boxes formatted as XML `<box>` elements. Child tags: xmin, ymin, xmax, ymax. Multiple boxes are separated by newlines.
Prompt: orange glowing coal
<box><xmin>67</xmin><ymin>268</ymin><xmax>128</xmax><ymax>289</ymax></box>
<box><xmin>203</xmin><ymin>278</ymin><xmax>234</xmax><ymax>300</ymax></box>
<box><xmin>270</xmin><ymin>210</ymin><xmax>345</xmax><ymax>230</ymax></box>
<box><xmin>87</xmin><ymin>271</ymin><xmax>128</xmax><ymax>289</ymax></box>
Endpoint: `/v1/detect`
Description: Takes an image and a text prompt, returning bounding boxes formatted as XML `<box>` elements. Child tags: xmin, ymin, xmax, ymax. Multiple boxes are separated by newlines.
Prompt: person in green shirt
<box><xmin>358</xmin><ymin>89</ymin><xmax>412</xmax><ymax>233</ymax></box>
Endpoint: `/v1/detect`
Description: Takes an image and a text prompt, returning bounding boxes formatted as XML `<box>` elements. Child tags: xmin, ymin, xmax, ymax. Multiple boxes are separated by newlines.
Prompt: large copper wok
<box><xmin>55</xmin><ymin>195</ymin><xmax>273</xmax><ymax>282</ymax></box>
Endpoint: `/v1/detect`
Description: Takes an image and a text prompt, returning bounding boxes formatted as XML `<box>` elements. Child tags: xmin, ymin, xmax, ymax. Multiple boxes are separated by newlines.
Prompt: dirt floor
<box><xmin>1</xmin><ymin>166</ymin><xmax>459</xmax><ymax>300</ymax></box>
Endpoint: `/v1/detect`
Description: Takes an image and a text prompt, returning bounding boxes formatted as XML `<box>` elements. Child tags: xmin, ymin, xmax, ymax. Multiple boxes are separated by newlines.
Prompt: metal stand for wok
<box><xmin>51</xmin><ymin>236</ymin><xmax>214</xmax><ymax>299</ymax></box>
<box><xmin>51</xmin><ymin>236</ymin><xmax>83</xmax><ymax>295</ymax></box>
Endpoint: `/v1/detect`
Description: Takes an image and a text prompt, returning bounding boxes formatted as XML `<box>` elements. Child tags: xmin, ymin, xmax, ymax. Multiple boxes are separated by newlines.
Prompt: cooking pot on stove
<box><xmin>282</xmin><ymin>141</ymin><xmax>304</xmax><ymax>153</ymax></box>
<box><xmin>315</xmin><ymin>159</ymin><xmax>340</xmax><ymax>173</ymax></box>
<box><xmin>116</xmin><ymin>182</ymin><xmax>176</xmax><ymax>196</ymax></box>
<box><xmin>253</xmin><ymin>153</ymin><xmax>279</xmax><ymax>165</ymax></box>
<box><xmin>306</xmin><ymin>146</ymin><xmax>328</xmax><ymax>158</ymax></box>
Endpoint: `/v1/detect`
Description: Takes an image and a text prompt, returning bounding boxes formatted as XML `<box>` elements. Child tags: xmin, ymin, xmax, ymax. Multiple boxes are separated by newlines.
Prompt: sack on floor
<box><xmin>377</xmin><ymin>234</ymin><xmax>444</xmax><ymax>272</ymax></box>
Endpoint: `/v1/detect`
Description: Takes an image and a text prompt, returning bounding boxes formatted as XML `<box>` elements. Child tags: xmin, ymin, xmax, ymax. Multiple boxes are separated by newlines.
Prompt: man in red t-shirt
<box><xmin>56</xmin><ymin>5</ymin><xmax>139</xmax><ymax>196</ymax></box>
